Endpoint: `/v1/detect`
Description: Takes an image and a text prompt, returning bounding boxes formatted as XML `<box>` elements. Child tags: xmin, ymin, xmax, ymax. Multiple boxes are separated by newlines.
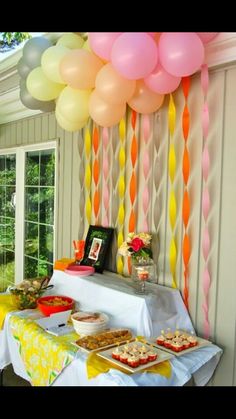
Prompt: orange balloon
<box><xmin>128</xmin><ymin>80</ymin><xmax>164</xmax><ymax>114</ymax></box>
<box><xmin>89</xmin><ymin>90</ymin><xmax>126</xmax><ymax>127</ymax></box>
<box><xmin>96</xmin><ymin>63</ymin><xmax>136</xmax><ymax>105</ymax></box>
<box><xmin>60</xmin><ymin>49</ymin><xmax>104</xmax><ymax>90</ymax></box>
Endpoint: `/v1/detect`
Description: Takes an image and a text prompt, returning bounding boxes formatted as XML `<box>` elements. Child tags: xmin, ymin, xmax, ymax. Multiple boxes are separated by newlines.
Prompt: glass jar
<box><xmin>131</xmin><ymin>257</ymin><xmax>156</xmax><ymax>294</ymax></box>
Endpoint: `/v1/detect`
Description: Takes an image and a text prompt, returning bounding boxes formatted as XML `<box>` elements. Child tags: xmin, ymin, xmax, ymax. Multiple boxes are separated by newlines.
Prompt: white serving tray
<box><xmin>97</xmin><ymin>341</ymin><xmax>173</xmax><ymax>373</ymax></box>
<box><xmin>148</xmin><ymin>335</ymin><xmax>212</xmax><ymax>357</ymax></box>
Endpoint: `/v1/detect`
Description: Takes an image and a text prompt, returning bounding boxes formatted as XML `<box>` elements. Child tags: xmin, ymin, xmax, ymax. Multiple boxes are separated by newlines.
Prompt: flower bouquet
<box><xmin>9</xmin><ymin>276</ymin><xmax>53</xmax><ymax>310</ymax></box>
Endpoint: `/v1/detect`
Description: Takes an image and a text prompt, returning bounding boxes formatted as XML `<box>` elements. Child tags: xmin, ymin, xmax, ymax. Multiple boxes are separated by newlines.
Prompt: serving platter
<box><xmin>71</xmin><ymin>328</ymin><xmax>134</xmax><ymax>353</ymax></box>
<box><xmin>65</xmin><ymin>265</ymin><xmax>95</xmax><ymax>276</ymax></box>
<box><xmin>148</xmin><ymin>335</ymin><xmax>212</xmax><ymax>357</ymax></box>
<box><xmin>97</xmin><ymin>341</ymin><xmax>173</xmax><ymax>373</ymax></box>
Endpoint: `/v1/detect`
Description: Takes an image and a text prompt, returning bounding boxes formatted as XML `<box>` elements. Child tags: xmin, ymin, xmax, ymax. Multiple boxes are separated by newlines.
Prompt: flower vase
<box><xmin>131</xmin><ymin>257</ymin><xmax>156</xmax><ymax>294</ymax></box>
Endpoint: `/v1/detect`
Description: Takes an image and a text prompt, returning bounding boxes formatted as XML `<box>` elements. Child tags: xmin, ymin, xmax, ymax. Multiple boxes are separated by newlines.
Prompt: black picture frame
<box><xmin>80</xmin><ymin>225</ymin><xmax>114</xmax><ymax>273</ymax></box>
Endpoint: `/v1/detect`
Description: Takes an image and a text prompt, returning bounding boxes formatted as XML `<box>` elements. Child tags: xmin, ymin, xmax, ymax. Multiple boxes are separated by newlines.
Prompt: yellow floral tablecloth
<box><xmin>9</xmin><ymin>315</ymin><xmax>79</xmax><ymax>386</ymax></box>
<box><xmin>0</xmin><ymin>294</ymin><xmax>19</xmax><ymax>329</ymax></box>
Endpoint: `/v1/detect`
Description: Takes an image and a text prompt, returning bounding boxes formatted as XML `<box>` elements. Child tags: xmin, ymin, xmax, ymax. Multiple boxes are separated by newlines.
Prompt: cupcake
<box><xmin>139</xmin><ymin>353</ymin><xmax>149</xmax><ymax>364</ymax></box>
<box><xmin>165</xmin><ymin>332</ymin><xmax>174</xmax><ymax>340</ymax></box>
<box><xmin>164</xmin><ymin>339</ymin><xmax>172</xmax><ymax>349</ymax></box>
<box><xmin>119</xmin><ymin>352</ymin><xmax>129</xmax><ymax>364</ymax></box>
<box><xmin>112</xmin><ymin>347</ymin><xmax>123</xmax><ymax>360</ymax></box>
<box><xmin>128</xmin><ymin>355</ymin><xmax>140</xmax><ymax>368</ymax></box>
<box><xmin>156</xmin><ymin>335</ymin><xmax>165</xmax><ymax>345</ymax></box>
<box><xmin>171</xmin><ymin>341</ymin><xmax>183</xmax><ymax>352</ymax></box>
<box><xmin>139</xmin><ymin>345</ymin><xmax>148</xmax><ymax>353</ymax></box>
<box><xmin>180</xmin><ymin>333</ymin><xmax>189</xmax><ymax>340</ymax></box>
<box><xmin>147</xmin><ymin>350</ymin><xmax>158</xmax><ymax>362</ymax></box>
<box><xmin>187</xmin><ymin>336</ymin><xmax>198</xmax><ymax>347</ymax></box>
<box><xmin>182</xmin><ymin>340</ymin><xmax>191</xmax><ymax>349</ymax></box>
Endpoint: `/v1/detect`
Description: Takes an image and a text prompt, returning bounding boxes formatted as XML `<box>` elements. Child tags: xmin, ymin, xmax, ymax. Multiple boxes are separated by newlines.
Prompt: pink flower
<box><xmin>130</xmin><ymin>237</ymin><xmax>145</xmax><ymax>252</ymax></box>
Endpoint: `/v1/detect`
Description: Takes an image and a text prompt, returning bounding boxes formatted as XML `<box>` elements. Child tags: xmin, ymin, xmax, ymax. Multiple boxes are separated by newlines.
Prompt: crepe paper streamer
<box><xmin>182</xmin><ymin>190</ymin><xmax>190</xmax><ymax>229</ymax></box>
<box><xmin>202</xmin><ymin>227</ymin><xmax>210</xmax><ymax>262</ymax></box>
<box><xmin>102</xmin><ymin>127</ymin><xmax>109</xmax><ymax>148</ymax></box>
<box><xmin>119</xmin><ymin>147</ymin><xmax>126</xmax><ymax>170</ymax></box>
<box><xmin>129</xmin><ymin>209</ymin><xmax>136</xmax><ymax>234</ymax></box>
<box><xmin>143</xmin><ymin>150</ymin><xmax>150</xmax><ymax>180</ymax></box>
<box><xmin>130</xmin><ymin>173</ymin><xmax>136</xmax><ymax>205</ymax></box>
<box><xmin>117</xmin><ymin>231</ymin><xmax>124</xmax><ymax>249</ymax></box>
<box><xmin>169</xmin><ymin>144</ymin><xmax>176</xmax><ymax>184</ymax></box>
<box><xmin>168</xmin><ymin>94</ymin><xmax>176</xmax><ymax>136</ymax></box>
<box><xmin>181</xmin><ymin>77</ymin><xmax>191</xmax><ymax>309</ymax></box>
<box><xmin>131</xmin><ymin>135</ymin><xmax>138</xmax><ymax>168</ymax></box>
<box><xmin>117</xmin><ymin>257</ymin><xmax>124</xmax><ymax>275</ymax></box>
<box><xmin>93</xmin><ymin>190</ymin><xmax>100</xmax><ymax>219</ymax></box>
<box><xmin>201</xmin><ymin>64</ymin><xmax>209</xmax><ymax>97</ymax></box>
<box><xmin>93</xmin><ymin>127</ymin><xmax>99</xmax><ymax>154</ymax></box>
<box><xmin>119</xmin><ymin>118</ymin><xmax>126</xmax><ymax>142</ymax></box>
<box><xmin>169</xmin><ymin>238</ymin><xmax>177</xmax><ymax>288</ymax></box>
<box><xmin>84</xmin><ymin>128</ymin><xmax>92</xmax><ymax>226</ymax></box>
<box><xmin>118</xmin><ymin>204</ymin><xmax>125</xmax><ymax>225</ymax></box>
<box><xmin>201</xmin><ymin>64</ymin><xmax>211</xmax><ymax>339</ymax></box>
<box><xmin>85</xmin><ymin>165</ymin><xmax>91</xmax><ymax>190</ymax></box>
<box><xmin>169</xmin><ymin>191</ymin><xmax>177</xmax><ymax>231</ymax></box>
<box><xmin>103</xmin><ymin>156</ymin><xmax>109</xmax><ymax>180</ymax></box>
<box><xmin>93</xmin><ymin>160</ymin><xmax>99</xmax><ymax>186</ymax></box>
<box><xmin>202</xmin><ymin>103</ymin><xmax>209</xmax><ymax>140</ymax></box>
<box><xmin>85</xmin><ymin>128</ymin><xmax>91</xmax><ymax>159</ymax></box>
<box><xmin>131</xmin><ymin>110</ymin><xmax>137</xmax><ymax>130</ymax></box>
<box><xmin>92</xmin><ymin>126</ymin><xmax>100</xmax><ymax>223</ymax></box>
<box><xmin>143</xmin><ymin>114</ymin><xmax>151</xmax><ymax>143</ymax></box>
<box><xmin>202</xmin><ymin>188</ymin><xmax>210</xmax><ymax>221</ymax></box>
<box><xmin>117</xmin><ymin>118</ymin><xmax>126</xmax><ymax>275</ymax></box>
<box><xmin>85</xmin><ymin>197</ymin><xmax>92</xmax><ymax>224</ymax></box>
<box><xmin>103</xmin><ymin>183</ymin><xmax>109</xmax><ymax>212</ymax></box>
<box><xmin>183</xmin><ymin>146</ymin><xmax>190</xmax><ymax>185</ymax></box>
<box><xmin>118</xmin><ymin>175</ymin><xmax>125</xmax><ymax>199</ymax></box>
<box><xmin>143</xmin><ymin>186</ymin><xmax>149</xmax><ymax>215</ymax></box>
<box><xmin>202</xmin><ymin>145</ymin><xmax>210</xmax><ymax>181</ymax></box>
<box><xmin>102</xmin><ymin>127</ymin><xmax>110</xmax><ymax>227</ymax></box>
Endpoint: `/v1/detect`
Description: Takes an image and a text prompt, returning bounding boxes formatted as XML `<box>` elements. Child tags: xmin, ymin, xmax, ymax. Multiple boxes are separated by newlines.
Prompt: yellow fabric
<box><xmin>0</xmin><ymin>294</ymin><xmax>19</xmax><ymax>329</ymax></box>
<box><xmin>9</xmin><ymin>314</ymin><xmax>79</xmax><ymax>386</ymax></box>
<box><xmin>86</xmin><ymin>352</ymin><xmax>172</xmax><ymax>380</ymax></box>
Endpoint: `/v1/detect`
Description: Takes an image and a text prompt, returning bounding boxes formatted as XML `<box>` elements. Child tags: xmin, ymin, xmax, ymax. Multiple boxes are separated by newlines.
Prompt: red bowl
<box><xmin>37</xmin><ymin>295</ymin><xmax>74</xmax><ymax>316</ymax></box>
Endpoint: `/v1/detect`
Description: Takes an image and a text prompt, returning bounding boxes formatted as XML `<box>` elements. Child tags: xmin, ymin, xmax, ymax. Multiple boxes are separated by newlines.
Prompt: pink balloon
<box><xmin>159</xmin><ymin>32</ymin><xmax>205</xmax><ymax>77</ymax></box>
<box><xmin>111</xmin><ymin>32</ymin><xmax>158</xmax><ymax>80</ymax></box>
<box><xmin>196</xmin><ymin>33</ymin><xmax>219</xmax><ymax>44</ymax></box>
<box><xmin>88</xmin><ymin>33</ymin><xmax>122</xmax><ymax>61</ymax></box>
<box><xmin>147</xmin><ymin>33</ymin><xmax>156</xmax><ymax>38</ymax></box>
<box><xmin>128</xmin><ymin>80</ymin><xmax>164</xmax><ymax>114</ymax></box>
<box><xmin>144</xmin><ymin>63</ymin><xmax>181</xmax><ymax>94</ymax></box>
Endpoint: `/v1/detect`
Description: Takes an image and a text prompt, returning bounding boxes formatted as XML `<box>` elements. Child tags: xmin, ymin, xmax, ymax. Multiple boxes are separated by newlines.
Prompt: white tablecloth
<box><xmin>0</xmin><ymin>270</ymin><xmax>223</xmax><ymax>386</ymax></box>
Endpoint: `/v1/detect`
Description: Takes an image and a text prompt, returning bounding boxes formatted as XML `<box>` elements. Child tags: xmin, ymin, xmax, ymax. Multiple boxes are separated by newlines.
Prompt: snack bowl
<box><xmin>37</xmin><ymin>295</ymin><xmax>74</xmax><ymax>316</ymax></box>
<box><xmin>71</xmin><ymin>311</ymin><xmax>109</xmax><ymax>335</ymax></box>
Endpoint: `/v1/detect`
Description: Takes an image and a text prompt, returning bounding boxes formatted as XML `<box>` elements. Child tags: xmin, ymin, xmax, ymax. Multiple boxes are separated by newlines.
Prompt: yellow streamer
<box><xmin>85</xmin><ymin>165</ymin><xmax>91</xmax><ymax>190</ymax></box>
<box><xmin>118</xmin><ymin>175</ymin><xmax>125</xmax><ymax>199</ymax></box>
<box><xmin>118</xmin><ymin>204</ymin><xmax>125</xmax><ymax>225</ymax></box>
<box><xmin>169</xmin><ymin>144</ymin><xmax>176</xmax><ymax>184</ymax></box>
<box><xmin>168</xmin><ymin>94</ymin><xmax>176</xmax><ymax>136</ymax></box>
<box><xmin>119</xmin><ymin>147</ymin><xmax>126</xmax><ymax>170</ymax></box>
<box><xmin>169</xmin><ymin>238</ymin><xmax>177</xmax><ymax>288</ymax></box>
<box><xmin>119</xmin><ymin>118</ymin><xmax>126</xmax><ymax>142</ymax></box>
<box><xmin>117</xmin><ymin>231</ymin><xmax>124</xmax><ymax>248</ymax></box>
<box><xmin>85</xmin><ymin>128</ymin><xmax>91</xmax><ymax>159</ymax></box>
<box><xmin>117</xmin><ymin>257</ymin><xmax>124</xmax><ymax>275</ymax></box>
<box><xmin>169</xmin><ymin>191</ymin><xmax>177</xmax><ymax>231</ymax></box>
<box><xmin>85</xmin><ymin>197</ymin><xmax>92</xmax><ymax>224</ymax></box>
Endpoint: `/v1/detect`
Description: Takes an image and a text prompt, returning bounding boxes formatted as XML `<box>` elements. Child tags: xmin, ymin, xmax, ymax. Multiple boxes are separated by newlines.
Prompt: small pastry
<box><xmin>182</xmin><ymin>340</ymin><xmax>191</xmax><ymax>349</ymax></box>
<box><xmin>147</xmin><ymin>350</ymin><xmax>158</xmax><ymax>362</ymax></box>
<box><xmin>139</xmin><ymin>353</ymin><xmax>149</xmax><ymax>364</ymax></box>
<box><xmin>164</xmin><ymin>339</ymin><xmax>172</xmax><ymax>349</ymax></box>
<box><xmin>187</xmin><ymin>335</ymin><xmax>198</xmax><ymax>347</ymax></box>
<box><xmin>112</xmin><ymin>347</ymin><xmax>123</xmax><ymax>360</ymax></box>
<box><xmin>171</xmin><ymin>341</ymin><xmax>183</xmax><ymax>352</ymax></box>
<box><xmin>156</xmin><ymin>335</ymin><xmax>165</xmax><ymax>345</ymax></box>
<box><xmin>128</xmin><ymin>355</ymin><xmax>140</xmax><ymax>368</ymax></box>
<box><xmin>119</xmin><ymin>352</ymin><xmax>129</xmax><ymax>364</ymax></box>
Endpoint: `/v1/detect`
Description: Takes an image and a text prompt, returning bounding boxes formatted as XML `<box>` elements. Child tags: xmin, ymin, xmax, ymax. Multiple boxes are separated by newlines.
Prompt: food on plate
<box><xmin>187</xmin><ymin>335</ymin><xmax>198</xmax><ymax>347</ymax></box>
<box><xmin>42</xmin><ymin>297</ymin><xmax>71</xmax><ymax>306</ymax></box>
<box><xmin>147</xmin><ymin>350</ymin><xmax>158</xmax><ymax>362</ymax></box>
<box><xmin>139</xmin><ymin>353</ymin><xmax>149</xmax><ymax>364</ymax></box>
<box><xmin>156</xmin><ymin>335</ymin><xmax>165</xmax><ymax>345</ymax></box>
<box><xmin>112</xmin><ymin>347</ymin><xmax>123</xmax><ymax>360</ymax></box>
<box><xmin>119</xmin><ymin>352</ymin><xmax>129</xmax><ymax>364</ymax></box>
<box><xmin>128</xmin><ymin>355</ymin><xmax>140</xmax><ymax>368</ymax></box>
<box><xmin>75</xmin><ymin>329</ymin><xmax>132</xmax><ymax>350</ymax></box>
<box><xmin>72</xmin><ymin>313</ymin><xmax>103</xmax><ymax>323</ymax></box>
<box><xmin>155</xmin><ymin>329</ymin><xmax>199</xmax><ymax>352</ymax></box>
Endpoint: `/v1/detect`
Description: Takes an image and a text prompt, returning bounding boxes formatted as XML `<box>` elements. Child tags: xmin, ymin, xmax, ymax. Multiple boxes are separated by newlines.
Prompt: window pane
<box><xmin>25</xmin><ymin>152</ymin><xmax>39</xmax><ymax>186</ymax></box>
<box><xmin>5</xmin><ymin>218</ymin><xmax>15</xmax><ymax>251</ymax></box>
<box><xmin>24</xmin><ymin>256</ymin><xmax>38</xmax><ymax>279</ymax></box>
<box><xmin>6</xmin><ymin>155</ymin><xmax>16</xmax><ymax>185</ymax></box>
<box><xmin>38</xmin><ymin>261</ymin><xmax>53</xmax><ymax>277</ymax></box>
<box><xmin>39</xmin><ymin>225</ymin><xmax>53</xmax><ymax>264</ymax></box>
<box><xmin>5</xmin><ymin>187</ymin><xmax>16</xmax><ymax>218</ymax></box>
<box><xmin>40</xmin><ymin>150</ymin><xmax>55</xmax><ymax>186</ymax></box>
<box><xmin>39</xmin><ymin>187</ymin><xmax>54</xmax><ymax>225</ymax></box>
<box><xmin>25</xmin><ymin>222</ymin><xmax>39</xmax><ymax>258</ymax></box>
<box><xmin>25</xmin><ymin>187</ymin><xmax>39</xmax><ymax>222</ymax></box>
<box><xmin>0</xmin><ymin>156</ymin><xmax>5</xmax><ymax>185</ymax></box>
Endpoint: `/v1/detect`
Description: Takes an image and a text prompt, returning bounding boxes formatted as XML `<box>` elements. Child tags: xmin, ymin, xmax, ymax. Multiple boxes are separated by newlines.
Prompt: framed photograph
<box><xmin>80</xmin><ymin>225</ymin><xmax>114</xmax><ymax>273</ymax></box>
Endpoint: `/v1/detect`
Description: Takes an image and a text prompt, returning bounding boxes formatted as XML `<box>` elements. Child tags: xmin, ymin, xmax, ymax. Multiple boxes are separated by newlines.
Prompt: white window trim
<box><xmin>0</xmin><ymin>141</ymin><xmax>57</xmax><ymax>284</ymax></box>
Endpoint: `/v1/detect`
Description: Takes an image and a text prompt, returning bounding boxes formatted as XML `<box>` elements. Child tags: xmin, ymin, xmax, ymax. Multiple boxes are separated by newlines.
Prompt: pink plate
<box><xmin>65</xmin><ymin>265</ymin><xmax>95</xmax><ymax>276</ymax></box>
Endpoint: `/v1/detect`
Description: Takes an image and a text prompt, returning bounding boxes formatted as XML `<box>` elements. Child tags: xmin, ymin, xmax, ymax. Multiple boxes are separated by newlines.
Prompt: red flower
<box><xmin>130</xmin><ymin>237</ymin><xmax>145</xmax><ymax>252</ymax></box>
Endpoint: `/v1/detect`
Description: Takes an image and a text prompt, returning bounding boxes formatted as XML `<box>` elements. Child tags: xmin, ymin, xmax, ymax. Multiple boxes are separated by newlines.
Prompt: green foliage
<box><xmin>0</xmin><ymin>32</ymin><xmax>31</xmax><ymax>53</ymax></box>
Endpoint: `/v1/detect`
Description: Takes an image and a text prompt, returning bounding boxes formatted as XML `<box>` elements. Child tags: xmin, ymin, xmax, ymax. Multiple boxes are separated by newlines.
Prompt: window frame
<box><xmin>0</xmin><ymin>141</ymin><xmax>57</xmax><ymax>285</ymax></box>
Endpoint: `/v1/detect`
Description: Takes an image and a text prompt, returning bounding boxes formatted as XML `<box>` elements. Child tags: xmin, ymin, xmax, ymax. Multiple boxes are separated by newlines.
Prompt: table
<box><xmin>0</xmin><ymin>270</ymin><xmax>223</xmax><ymax>386</ymax></box>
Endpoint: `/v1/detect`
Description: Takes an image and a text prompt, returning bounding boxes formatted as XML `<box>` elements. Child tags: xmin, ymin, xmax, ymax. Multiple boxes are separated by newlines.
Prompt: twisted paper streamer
<box><xmin>168</xmin><ymin>94</ymin><xmax>177</xmax><ymax>288</ymax></box>
<box><xmin>182</xmin><ymin>77</ymin><xmax>191</xmax><ymax>309</ymax></box>
<box><xmin>85</xmin><ymin>127</ymin><xmax>92</xmax><ymax>226</ymax></box>
<box><xmin>128</xmin><ymin>110</ymin><xmax>138</xmax><ymax>274</ymax></box>
<box><xmin>92</xmin><ymin>126</ymin><xmax>100</xmax><ymax>224</ymax></box>
<box><xmin>201</xmin><ymin>64</ymin><xmax>211</xmax><ymax>339</ymax></box>
<box><xmin>102</xmin><ymin>127</ymin><xmax>110</xmax><ymax>227</ymax></box>
<box><xmin>142</xmin><ymin>114</ymin><xmax>151</xmax><ymax>232</ymax></box>
<box><xmin>117</xmin><ymin>118</ymin><xmax>126</xmax><ymax>274</ymax></box>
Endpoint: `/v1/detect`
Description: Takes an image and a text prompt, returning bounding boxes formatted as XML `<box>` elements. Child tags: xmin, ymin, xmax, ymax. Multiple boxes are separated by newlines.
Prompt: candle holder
<box><xmin>131</xmin><ymin>258</ymin><xmax>156</xmax><ymax>294</ymax></box>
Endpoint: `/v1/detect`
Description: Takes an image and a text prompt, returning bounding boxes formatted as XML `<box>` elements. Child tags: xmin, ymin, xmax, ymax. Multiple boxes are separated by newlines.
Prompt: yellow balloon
<box><xmin>41</xmin><ymin>45</ymin><xmax>69</xmax><ymax>84</ymax></box>
<box><xmin>83</xmin><ymin>39</ymin><xmax>92</xmax><ymax>52</ymax></box>
<box><xmin>27</xmin><ymin>67</ymin><xmax>65</xmax><ymax>101</ymax></box>
<box><xmin>57</xmin><ymin>86</ymin><xmax>91</xmax><ymax>122</ymax></box>
<box><xmin>57</xmin><ymin>33</ymin><xmax>84</xmax><ymax>49</ymax></box>
<box><xmin>55</xmin><ymin>107</ymin><xmax>88</xmax><ymax>132</ymax></box>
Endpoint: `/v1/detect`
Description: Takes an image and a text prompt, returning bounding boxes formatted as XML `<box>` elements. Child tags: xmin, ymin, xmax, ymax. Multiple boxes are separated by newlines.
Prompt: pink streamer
<box><xmin>143</xmin><ymin>186</ymin><xmax>149</xmax><ymax>214</ymax></box>
<box><xmin>201</xmin><ymin>64</ymin><xmax>209</xmax><ymax>96</ymax></box>
<box><xmin>143</xmin><ymin>114</ymin><xmax>150</xmax><ymax>144</ymax></box>
<box><xmin>102</xmin><ymin>214</ymin><xmax>109</xmax><ymax>227</ymax></box>
<box><xmin>202</xmin><ymin>188</ymin><xmax>210</xmax><ymax>221</ymax></box>
<box><xmin>103</xmin><ymin>153</ymin><xmax>109</xmax><ymax>180</ymax></box>
<box><xmin>202</xmin><ymin>103</ymin><xmax>209</xmax><ymax>140</ymax></box>
<box><xmin>202</xmin><ymin>145</ymin><xmax>210</xmax><ymax>181</ymax></box>
<box><xmin>143</xmin><ymin>218</ymin><xmax>149</xmax><ymax>233</ymax></box>
<box><xmin>102</xmin><ymin>127</ymin><xmax>109</xmax><ymax>226</ymax></box>
<box><xmin>143</xmin><ymin>150</ymin><xmax>150</xmax><ymax>180</ymax></box>
<box><xmin>203</xmin><ymin>267</ymin><xmax>211</xmax><ymax>296</ymax></box>
<box><xmin>102</xmin><ymin>127</ymin><xmax>109</xmax><ymax>148</ymax></box>
<box><xmin>202</xmin><ymin>227</ymin><xmax>210</xmax><ymax>261</ymax></box>
<box><xmin>103</xmin><ymin>183</ymin><xmax>109</xmax><ymax>211</ymax></box>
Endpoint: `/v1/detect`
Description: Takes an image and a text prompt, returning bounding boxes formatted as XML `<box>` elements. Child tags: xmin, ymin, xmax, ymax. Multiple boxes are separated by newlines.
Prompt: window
<box><xmin>0</xmin><ymin>142</ymin><xmax>56</xmax><ymax>290</ymax></box>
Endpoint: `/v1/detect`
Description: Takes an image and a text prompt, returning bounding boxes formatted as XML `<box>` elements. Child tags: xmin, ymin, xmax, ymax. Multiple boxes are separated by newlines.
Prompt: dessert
<box><xmin>139</xmin><ymin>353</ymin><xmax>149</xmax><ymax>364</ymax></box>
<box><xmin>147</xmin><ymin>350</ymin><xmax>158</xmax><ymax>362</ymax></box>
<box><xmin>156</xmin><ymin>335</ymin><xmax>165</xmax><ymax>345</ymax></box>
<box><xmin>112</xmin><ymin>347</ymin><xmax>123</xmax><ymax>360</ymax></box>
<box><xmin>128</xmin><ymin>355</ymin><xmax>140</xmax><ymax>368</ymax></box>
<box><xmin>187</xmin><ymin>335</ymin><xmax>198</xmax><ymax>347</ymax></box>
<box><xmin>171</xmin><ymin>342</ymin><xmax>183</xmax><ymax>352</ymax></box>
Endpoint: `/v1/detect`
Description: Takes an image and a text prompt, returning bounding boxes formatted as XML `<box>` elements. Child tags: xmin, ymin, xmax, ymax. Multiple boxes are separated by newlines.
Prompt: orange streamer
<box><xmin>94</xmin><ymin>190</ymin><xmax>100</xmax><ymax>219</ymax></box>
<box><xmin>131</xmin><ymin>110</ymin><xmax>137</xmax><ymax>130</ymax></box>
<box><xmin>130</xmin><ymin>173</ymin><xmax>136</xmax><ymax>205</ymax></box>
<box><xmin>183</xmin><ymin>146</ymin><xmax>190</xmax><ymax>185</ymax></box>
<box><xmin>182</xmin><ymin>191</ymin><xmax>190</xmax><ymax>228</ymax></box>
<box><xmin>183</xmin><ymin>234</ymin><xmax>190</xmax><ymax>267</ymax></box>
<box><xmin>182</xmin><ymin>105</ymin><xmax>190</xmax><ymax>141</ymax></box>
<box><xmin>131</xmin><ymin>135</ymin><xmax>138</xmax><ymax>168</ymax></box>
<box><xmin>182</xmin><ymin>76</ymin><xmax>190</xmax><ymax>99</ymax></box>
<box><xmin>129</xmin><ymin>209</ymin><xmax>136</xmax><ymax>233</ymax></box>
<box><xmin>93</xmin><ymin>127</ymin><xmax>99</xmax><ymax>154</ymax></box>
<box><xmin>93</xmin><ymin>159</ymin><xmax>99</xmax><ymax>186</ymax></box>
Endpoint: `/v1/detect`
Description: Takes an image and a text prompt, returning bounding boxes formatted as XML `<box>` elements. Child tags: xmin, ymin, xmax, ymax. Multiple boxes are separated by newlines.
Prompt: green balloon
<box><xmin>23</xmin><ymin>37</ymin><xmax>52</xmax><ymax>69</ymax></box>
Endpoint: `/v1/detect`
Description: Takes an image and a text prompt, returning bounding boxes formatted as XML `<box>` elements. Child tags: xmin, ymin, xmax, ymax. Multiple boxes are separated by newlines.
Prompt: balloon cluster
<box><xmin>18</xmin><ymin>32</ymin><xmax>219</xmax><ymax>130</ymax></box>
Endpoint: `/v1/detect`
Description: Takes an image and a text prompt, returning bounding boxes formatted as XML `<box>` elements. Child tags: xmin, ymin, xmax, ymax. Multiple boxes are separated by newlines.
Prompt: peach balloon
<box><xmin>60</xmin><ymin>49</ymin><xmax>104</xmax><ymax>90</ymax></box>
<box><xmin>89</xmin><ymin>90</ymin><xmax>126</xmax><ymax>127</ymax></box>
<box><xmin>55</xmin><ymin>106</ymin><xmax>88</xmax><ymax>132</ymax></box>
<box><xmin>128</xmin><ymin>80</ymin><xmax>164</xmax><ymax>114</ymax></box>
<box><xmin>95</xmin><ymin>63</ymin><xmax>136</xmax><ymax>105</ymax></box>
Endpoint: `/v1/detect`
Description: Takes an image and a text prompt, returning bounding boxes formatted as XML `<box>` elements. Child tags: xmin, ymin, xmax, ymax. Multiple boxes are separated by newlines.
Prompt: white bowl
<box><xmin>71</xmin><ymin>311</ymin><xmax>109</xmax><ymax>335</ymax></box>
